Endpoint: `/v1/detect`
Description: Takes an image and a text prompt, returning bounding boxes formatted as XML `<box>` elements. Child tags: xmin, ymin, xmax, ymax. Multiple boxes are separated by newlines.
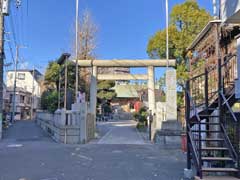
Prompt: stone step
<box><xmin>202</xmin><ymin>167</ymin><xmax>238</xmax><ymax>172</ymax></box>
<box><xmin>192</xmin><ymin>130</ymin><xmax>221</xmax><ymax>133</ymax></box>
<box><xmin>194</xmin><ymin>138</ymin><xmax>224</xmax><ymax>141</ymax></box>
<box><xmin>195</xmin><ymin>175</ymin><xmax>239</xmax><ymax>180</ymax></box>
<box><xmin>201</xmin><ymin>147</ymin><xmax>228</xmax><ymax>151</ymax></box>
<box><xmin>202</xmin><ymin>157</ymin><xmax>233</xmax><ymax>161</ymax></box>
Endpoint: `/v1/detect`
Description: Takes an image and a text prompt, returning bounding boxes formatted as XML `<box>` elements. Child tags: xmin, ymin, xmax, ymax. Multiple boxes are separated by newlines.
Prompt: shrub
<box><xmin>136</xmin><ymin>122</ymin><xmax>145</xmax><ymax>130</ymax></box>
<box><xmin>41</xmin><ymin>90</ymin><xmax>58</xmax><ymax>113</ymax></box>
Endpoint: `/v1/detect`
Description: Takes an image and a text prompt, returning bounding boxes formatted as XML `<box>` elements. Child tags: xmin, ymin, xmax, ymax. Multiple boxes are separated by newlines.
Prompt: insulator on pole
<box><xmin>16</xmin><ymin>0</ymin><xmax>21</xmax><ymax>9</ymax></box>
<box><xmin>2</xmin><ymin>0</ymin><xmax>10</xmax><ymax>16</ymax></box>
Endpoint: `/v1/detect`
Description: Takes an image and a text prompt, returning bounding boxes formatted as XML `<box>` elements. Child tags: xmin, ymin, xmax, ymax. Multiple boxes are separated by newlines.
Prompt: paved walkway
<box><xmin>96</xmin><ymin>120</ymin><xmax>147</xmax><ymax>144</ymax></box>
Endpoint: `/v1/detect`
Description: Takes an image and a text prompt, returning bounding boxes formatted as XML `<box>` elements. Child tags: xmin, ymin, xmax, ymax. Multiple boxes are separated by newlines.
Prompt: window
<box><xmin>9</xmin><ymin>73</ymin><xmax>13</xmax><ymax>79</ymax></box>
<box><xmin>20</xmin><ymin>95</ymin><xmax>25</xmax><ymax>103</ymax></box>
<box><xmin>18</xmin><ymin>73</ymin><xmax>25</xmax><ymax>80</ymax></box>
<box><xmin>9</xmin><ymin>94</ymin><xmax>13</xmax><ymax>103</ymax></box>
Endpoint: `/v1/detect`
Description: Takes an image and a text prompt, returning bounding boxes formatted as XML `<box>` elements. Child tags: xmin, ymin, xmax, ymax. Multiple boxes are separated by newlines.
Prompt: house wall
<box><xmin>6</xmin><ymin>71</ymin><xmax>41</xmax><ymax>97</ymax></box>
<box><xmin>7</xmin><ymin>90</ymin><xmax>32</xmax><ymax>120</ymax></box>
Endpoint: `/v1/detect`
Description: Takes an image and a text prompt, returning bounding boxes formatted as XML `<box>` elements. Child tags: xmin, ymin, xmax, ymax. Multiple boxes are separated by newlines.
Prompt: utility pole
<box><xmin>0</xmin><ymin>0</ymin><xmax>11</xmax><ymax>139</ymax></box>
<box><xmin>11</xmin><ymin>45</ymin><xmax>19</xmax><ymax>123</ymax></box>
<box><xmin>75</xmin><ymin>0</ymin><xmax>79</xmax><ymax>102</ymax></box>
<box><xmin>30</xmin><ymin>66</ymin><xmax>35</xmax><ymax>120</ymax></box>
<box><xmin>11</xmin><ymin>45</ymin><xmax>26</xmax><ymax>123</ymax></box>
<box><xmin>0</xmin><ymin>1</ymin><xmax>5</xmax><ymax>139</ymax></box>
<box><xmin>58</xmin><ymin>68</ymin><xmax>61</xmax><ymax>109</ymax></box>
<box><xmin>166</xmin><ymin>0</ymin><xmax>169</xmax><ymax>67</ymax></box>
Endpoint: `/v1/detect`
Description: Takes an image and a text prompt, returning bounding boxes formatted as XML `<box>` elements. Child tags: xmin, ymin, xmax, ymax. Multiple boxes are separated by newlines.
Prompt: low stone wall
<box><xmin>37</xmin><ymin>118</ymin><xmax>82</xmax><ymax>144</ymax></box>
<box><xmin>36</xmin><ymin>112</ymin><xmax>83</xmax><ymax>144</ymax></box>
<box><xmin>36</xmin><ymin>106</ymin><xmax>95</xmax><ymax>144</ymax></box>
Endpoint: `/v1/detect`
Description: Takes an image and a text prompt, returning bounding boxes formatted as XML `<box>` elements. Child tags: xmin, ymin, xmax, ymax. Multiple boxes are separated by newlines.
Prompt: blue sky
<box><xmin>4</xmin><ymin>0</ymin><xmax>213</xmax><ymax>79</ymax></box>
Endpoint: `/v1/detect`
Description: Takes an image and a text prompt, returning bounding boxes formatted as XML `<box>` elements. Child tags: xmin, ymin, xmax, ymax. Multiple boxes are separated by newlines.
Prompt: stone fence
<box><xmin>36</xmin><ymin>103</ymin><xmax>95</xmax><ymax>144</ymax></box>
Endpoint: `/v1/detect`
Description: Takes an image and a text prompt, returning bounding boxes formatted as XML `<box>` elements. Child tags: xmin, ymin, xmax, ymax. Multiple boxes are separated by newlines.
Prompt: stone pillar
<box><xmin>148</xmin><ymin>66</ymin><xmax>156</xmax><ymax>112</ymax></box>
<box><xmin>166</xmin><ymin>69</ymin><xmax>177</xmax><ymax>121</ymax></box>
<box><xmin>156</xmin><ymin>102</ymin><xmax>166</xmax><ymax>130</ymax></box>
<box><xmin>80</xmin><ymin>103</ymin><xmax>87</xmax><ymax>143</ymax></box>
<box><xmin>154</xmin><ymin>69</ymin><xmax>181</xmax><ymax>146</ymax></box>
<box><xmin>90</xmin><ymin>66</ymin><xmax>97</xmax><ymax>133</ymax></box>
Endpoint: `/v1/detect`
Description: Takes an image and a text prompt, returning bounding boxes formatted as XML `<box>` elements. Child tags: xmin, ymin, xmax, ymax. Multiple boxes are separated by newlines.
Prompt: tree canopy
<box><xmin>148</xmin><ymin>0</ymin><xmax>211</xmax><ymax>60</ymax></box>
<box><xmin>147</xmin><ymin>0</ymin><xmax>212</xmax><ymax>88</ymax></box>
<box><xmin>44</xmin><ymin>61</ymin><xmax>60</xmax><ymax>90</ymax></box>
<box><xmin>97</xmin><ymin>80</ymin><xmax>116</xmax><ymax>101</ymax></box>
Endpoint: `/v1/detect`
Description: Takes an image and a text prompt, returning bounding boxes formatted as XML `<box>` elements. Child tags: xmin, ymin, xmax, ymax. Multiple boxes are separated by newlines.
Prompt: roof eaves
<box><xmin>187</xmin><ymin>20</ymin><xmax>222</xmax><ymax>51</ymax></box>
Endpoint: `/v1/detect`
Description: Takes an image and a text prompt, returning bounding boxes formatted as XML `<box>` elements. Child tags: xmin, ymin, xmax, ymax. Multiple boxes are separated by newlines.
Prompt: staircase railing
<box><xmin>186</xmin><ymin>53</ymin><xmax>239</xmax><ymax>178</ymax></box>
<box><xmin>186</xmin><ymin>81</ymin><xmax>202</xmax><ymax>178</ymax></box>
<box><xmin>220</xmin><ymin>91</ymin><xmax>239</xmax><ymax>171</ymax></box>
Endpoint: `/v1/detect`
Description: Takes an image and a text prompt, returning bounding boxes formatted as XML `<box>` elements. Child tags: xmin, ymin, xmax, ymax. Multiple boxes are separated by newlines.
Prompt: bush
<box><xmin>133</xmin><ymin>112</ymin><xmax>139</xmax><ymax>120</ymax></box>
<box><xmin>134</xmin><ymin>107</ymin><xmax>148</xmax><ymax>125</ymax></box>
<box><xmin>138</xmin><ymin>107</ymin><xmax>148</xmax><ymax>123</ymax></box>
<box><xmin>136</xmin><ymin>122</ymin><xmax>146</xmax><ymax>131</ymax></box>
<box><xmin>41</xmin><ymin>90</ymin><xmax>58</xmax><ymax>113</ymax></box>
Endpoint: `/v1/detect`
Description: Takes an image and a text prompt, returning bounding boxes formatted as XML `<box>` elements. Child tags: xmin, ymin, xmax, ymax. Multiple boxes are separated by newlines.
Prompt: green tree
<box><xmin>42</xmin><ymin>60</ymin><xmax>77</xmax><ymax>112</ymax></box>
<box><xmin>147</xmin><ymin>25</ymin><xmax>177</xmax><ymax>59</ymax></box>
<box><xmin>147</xmin><ymin>0</ymin><xmax>211</xmax><ymax>88</ymax></box>
<box><xmin>44</xmin><ymin>61</ymin><xmax>60</xmax><ymax>90</ymax></box>
<box><xmin>41</xmin><ymin>90</ymin><xmax>58</xmax><ymax>113</ymax></box>
<box><xmin>97</xmin><ymin>80</ymin><xmax>116</xmax><ymax>101</ymax></box>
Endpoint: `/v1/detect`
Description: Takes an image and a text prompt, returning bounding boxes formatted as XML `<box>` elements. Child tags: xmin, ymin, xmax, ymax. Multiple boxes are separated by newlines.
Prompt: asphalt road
<box><xmin>0</xmin><ymin>120</ymin><xmax>186</xmax><ymax>180</ymax></box>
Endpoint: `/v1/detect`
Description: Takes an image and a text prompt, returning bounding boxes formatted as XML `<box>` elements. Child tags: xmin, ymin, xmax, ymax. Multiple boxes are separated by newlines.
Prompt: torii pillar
<box><xmin>90</xmin><ymin>66</ymin><xmax>97</xmax><ymax>133</ymax></box>
<box><xmin>148</xmin><ymin>66</ymin><xmax>156</xmax><ymax>112</ymax></box>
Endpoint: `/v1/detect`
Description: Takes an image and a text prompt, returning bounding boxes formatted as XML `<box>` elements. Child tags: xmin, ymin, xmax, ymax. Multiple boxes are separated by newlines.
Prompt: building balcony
<box><xmin>221</xmin><ymin>0</ymin><xmax>240</xmax><ymax>23</ymax></box>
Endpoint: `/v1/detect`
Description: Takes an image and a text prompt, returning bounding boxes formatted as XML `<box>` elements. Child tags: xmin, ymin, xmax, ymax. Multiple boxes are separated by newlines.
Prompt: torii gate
<box><xmin>75</xmin><ymin>59</ymin><xmax>176</xmax><ymax>132</ymax></box>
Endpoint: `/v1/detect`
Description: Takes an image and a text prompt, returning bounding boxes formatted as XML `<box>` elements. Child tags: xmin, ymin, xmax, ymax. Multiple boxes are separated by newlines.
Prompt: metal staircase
<box><xmin>185</xmin><ymin>54</ymin><xmax>240</xmax><ymax>179</ymax></box>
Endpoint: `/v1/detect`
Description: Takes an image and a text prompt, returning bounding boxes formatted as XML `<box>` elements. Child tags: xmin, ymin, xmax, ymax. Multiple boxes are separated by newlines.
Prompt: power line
<box><xmin>8</xmin><ymin>11</ymin><xmax>17</xmax><ymax>47</ymax></box>
<box><xmin>7</xmin><ymin>38</ymin><xmax>15</xmax><ymax>64</ymax></box>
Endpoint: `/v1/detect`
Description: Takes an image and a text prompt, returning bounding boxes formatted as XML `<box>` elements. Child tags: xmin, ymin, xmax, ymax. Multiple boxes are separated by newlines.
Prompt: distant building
<box><xmin>111</xmin><ymin>84</ymin><xmax>165</xmax><ymax>112</ymax></box>
<box><xmin>6</xmin><ymin>69</ymin><xmax>44</xmax><ymax>120</ymax></box>
<box><xmin>7</xmin><ymin>87</ymin><xmax>32</xmax><ymax>120</ymax></box>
